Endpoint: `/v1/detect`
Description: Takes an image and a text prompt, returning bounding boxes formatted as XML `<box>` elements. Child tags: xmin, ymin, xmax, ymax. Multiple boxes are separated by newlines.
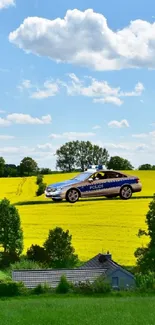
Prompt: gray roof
<box><xmin>12</xmin><ymin>268</ymin><xmax>106</xmax><ymax>288</ymax></box>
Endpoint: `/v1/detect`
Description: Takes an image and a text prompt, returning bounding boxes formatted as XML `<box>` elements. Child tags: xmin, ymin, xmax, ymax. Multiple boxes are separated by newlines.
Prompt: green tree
<box><xmin>56</xmin><ymin>141</ymin><xmax>109</xmax><ymax>171</ymax></box>
<box><xmin>135</xmin><ymin>195</ymin><xmax>155</xmax><ymax>272</ymax></box>
<box><xmin>43</xmin><ymin>227</ymin><xmax>78</xmax><ymax>268</ymax></box>
<box><xmin>107</xmin><ymin>156</ymin><xmax>133</xmax><ymax>170</ymax></box>
<box><xmin>26</xmin><ymin>245</ymin><xmax>49</xmax><ymax>264</ymax></box>
<box><xmin>0</xmin><ymin>198</ymin><xmax>23</xmax><ymax>255</ymax></box>
<box><xmin>0</xmin><ymin>157</ymin><xmax>5</xmax><ymax>177</ymax></box>
<box><xmin>19</xmin><ymin>157</ymin><xmax>38</xmax><ymax>176</ymax></box>
<box><xmin>138</xmin><ymin>164</ymin><xmax>152</xmax><ymax>170</ymax></box>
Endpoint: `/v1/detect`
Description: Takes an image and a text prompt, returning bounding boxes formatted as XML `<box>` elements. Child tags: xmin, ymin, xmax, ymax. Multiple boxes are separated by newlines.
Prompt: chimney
<box><xmin>98</xmin><ymin>251</ymin><xmax>112</xmax><ymax>263</ymax></box>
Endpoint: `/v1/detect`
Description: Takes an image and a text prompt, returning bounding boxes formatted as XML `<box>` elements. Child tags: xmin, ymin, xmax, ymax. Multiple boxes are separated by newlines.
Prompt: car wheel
<box><xmin>120</xmin><ymin>185</ymin><xmax>132</xmax><ymax>200</ymax></box>
<box><xmin>52</xmin><ymin>198</ymin><xmax>62</xmax><ymax>203</ymax></box>
<box><xmin>66</xmin><ymin>189</ymin><xmax>79</xmax><ymax>203</ymax></box>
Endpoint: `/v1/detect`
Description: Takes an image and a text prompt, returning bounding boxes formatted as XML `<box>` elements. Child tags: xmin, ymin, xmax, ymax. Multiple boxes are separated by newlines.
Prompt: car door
<box><xmin>80</xmin><ymin>171</ymin><xmax>108</xmax><ymax>197</ymax></box>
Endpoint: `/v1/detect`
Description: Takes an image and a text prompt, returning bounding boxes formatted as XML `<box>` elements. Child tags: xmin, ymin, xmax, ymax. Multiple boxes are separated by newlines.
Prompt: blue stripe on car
<box><xmin>77</xmin><ymin>178</ymin><xmax>137</xmax><ymax>193</ymax></box>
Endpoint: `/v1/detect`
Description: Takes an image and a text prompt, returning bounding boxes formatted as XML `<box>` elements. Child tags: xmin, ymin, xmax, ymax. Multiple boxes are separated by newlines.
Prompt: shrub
<box><xmin>56</xmin><ymin>275</ymin><xmax>71</xmax><ymax>294</ymax></box>
<box><xmin>32</xmin><ymin>283</ymin><xmax>51</xmax><ymax>295</ymax></box>
<box><xmin>36</xmin><ymin>182</ymin><xmax>46</xmax><ymax>196</ymax></box>
<box><xmin>10</xmin><ymin>259</ymin><xmax>42</xmax><ymax>271</ymax></box>
<box><xmin>92</xmin><ymin>276</ymin><xmax>111</xmax><ymax>294</ymax></box>
<box><xmin>135</xmin><ymin>272</ymin><xmax>155</xmax><ymax>292</ymax></box>
<box><xmin>73</xmin><ymin>280</ymin><xmax>93</xmax><ymax>295</ymax></box>
<box><xmin>26</xmin><ymin>245</ymin><xmax>49</xmax><ymax>265</ymax></box>
<box><xmin>36</xmin><ymin>174</ymin><xmax>43</xmax><ymax>185</ymax></box>
<box><xmin>0</xmin><ymin>280</ymin><xmax>26</xmax><ymax>297</ymax></box>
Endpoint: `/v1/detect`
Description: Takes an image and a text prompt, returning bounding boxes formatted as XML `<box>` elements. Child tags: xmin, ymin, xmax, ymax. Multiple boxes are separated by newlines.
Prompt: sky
<box><xmin>0</xmin><ymin>0</ymin><xmax>155</xmax><ymax>169</ymax></box>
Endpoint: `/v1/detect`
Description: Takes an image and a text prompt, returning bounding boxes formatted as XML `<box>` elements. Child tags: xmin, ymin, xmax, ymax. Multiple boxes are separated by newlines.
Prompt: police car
<box><xmin>45</xmin><ymin>165</ymin><xmax>142</xmax><ymax>203</ymax></box>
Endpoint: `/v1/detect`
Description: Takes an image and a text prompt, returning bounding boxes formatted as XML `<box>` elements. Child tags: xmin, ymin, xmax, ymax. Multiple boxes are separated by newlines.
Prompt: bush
<box><xmin>135</xmin><ymin>272</ymin><xmax>155</xmax><ymax>292</ymax></box>
<box><xmin>73</xmin><ymin>280</ymin><xmax>93</xmax><ymax>295</ymax></box>
<box><xmin>56</xmin><ymin>275</ymin><xmax>71</xmax><ymax>294</ymax></box>
<box><xmin>0</xmin><ymin>280</ymin><xmax>26</xmax><ymax>297</ymax></box>
<box><xmin>10</xmin><ymin>259</ymin><xmax>42</xmax><ymax>271</ymax></box>
<box><xmin>36</xmin><ymin>174</ymin><xmax>43</xmax><ymax>185</ymax></box>
<box><xmin>26</xmin><ymin>245</ymin><xmax>49</xmax><ymax>265</ymax></box>
<box><xmin>92</xmin><ymin>276</ymin><xmax>111</xmax><ymax>294</ymax></box>
<box><xmin>36</xmin><ymin>182</ymin><xmax>46</xmax><ymax>196</ymax></box>
<box><xmin>32</xmin><ymin>283</ymin><xmax>51</xmax><ymax>295</ymax></box>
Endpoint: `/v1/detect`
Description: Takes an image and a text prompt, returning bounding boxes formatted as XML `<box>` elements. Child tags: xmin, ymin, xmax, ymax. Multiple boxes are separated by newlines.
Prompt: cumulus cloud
<box><xmin>0</xmin><ymin>117</ymin><xmax>11</xmax><ymax>126</ymax></box>
<box><xmin>94</xmin><ymin>96</ymin><xmax>123</xmax><ymax>106</ymax></box>
<box><xmin>9</xmin><ymin>9</ymin><xmax>155</xmax><ymax>71</ymax></box>
<box><xmin>0</xmin><ymin>0</ymin><xmax>15</xmax><ymax>9</ymax></box>
<box><xmin>49</xmin><ymin>132</ymin><xmax>95</xmax><ymax>140</ymax></box>
<box><xmin>18</xmin><ymin>79</ymin><xmax>33</xmax><ymax>91</ymax></box>
<box><xmin>108</xmin><ymin>119</ymin><xmax>129</xmax><ymax>128</ymax></box>
<box><xmin>7</xmin><ymin>113</ymin><xmax>52</xmax><ymax>124</ymax></box>
<box><xmin>31</xmin><ymin>81</ymin><xmax>59</xmax><ymax>99</ymax></box>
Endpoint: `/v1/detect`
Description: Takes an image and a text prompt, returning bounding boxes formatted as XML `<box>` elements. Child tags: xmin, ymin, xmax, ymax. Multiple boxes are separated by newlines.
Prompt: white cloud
<box><xmin>9</xmin><ymin>9</ymin><xmax>155</xmax><ymax>71</ymax></box>
<box><xmin>37</xmin><ymin>143</ymin><xmax>54</xmax><ymax>150</ymax></box>
<box><xmin>18</xmin><ymin>79</ymin><xmax>33</xmax><ymax>91</ymax></box>
<box><xmin>136</xmin><ymin>144</ymin><xmax>149</xmax><ymax>151</ymax></box>
<box><xmin>108</xmin><ymin>119</ymin><xmax>129</xmax><ymax>128</ymax></box>
<box><xmin>0</xmin><ymin>117</ymin><xmax>11</xmax><ymax>127</ymax></box>
<box><xmin>31</xmin><ymin>81</ymin><xmax>59</xmax><ymax>99</ymax></box>
<box><xmin>7</xmin><ymin>113</ymin><xmax>52</xmax><ymax>125</ymax></box>
<box><xmin>94</xmin><ymin>96</ymin><xmax>123</xmax><ymax>106</ymax></box>
<box><xmin>105</xmin><ymin>143</ymin><xmax>129</xmax><ymax>150</ymax></box>
<box><xmin>92</xmin><ymin>125</ymin><xmax>101</xmax><ymax>130</ymax></box>
<box><xmin>132</xmin><ymin>133</ymin><xmax>148</xmax><ymax>138</ymax></box>
<box><xmin>49</xmin><ymin>132</ymin><xmax>95</xmax><ymax>140</ymax></box>
<box><xmin>0</xmin><ymin>110</ymin><xmax>6</xmax><ymax>114</ymax></box>
<box><xmin>120</xmin><ymin>82</ymin><xmax>144</xmax><ymax>97</ymax></box>
<box><xmin>0</xmin><ymin>135</ymin><xmax>15</xmax><ymax>140</ymax></box>
<box><xmin>0</xmin><ymin>0</ymin><xmax>15</xmax><ymax>9</ymax></box>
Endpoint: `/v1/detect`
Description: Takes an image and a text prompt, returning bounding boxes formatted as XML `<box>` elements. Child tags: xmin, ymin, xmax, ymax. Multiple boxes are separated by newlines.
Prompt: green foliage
<box><xmin>138</xmin><ymin>164</ymin><xmax>153</xmax><ymax>170</ymax></box>
<box><xmin>0</xmin><ymin>198</ymin><xmax>23</xmax><ymax>255</ymax></box>
<box><xmin>107</xmin><ymin>156</ymin><xmax>133</xmax><ymax>170</ymax></box>
<box><xmin>43</xmin><ymin>227</ymin><xmax>78</xmax><ymax>268</ymax></box>
<box><xmin>56</xmin><ymin>141</ymin><xmax>109</xmax><ymax>171</ymax></box>
<box><xmin>73</xmin><ymin>280</ymin><xmax>93</xmax><ymax>294</ymax></box>
<box><xmin>19</xmin><ymin>157</ymin><xmax>38</xmax><ymax>176</ymax></box>
<box><xmin>135</xmin><ymin>194</ymin><xmax>155</xmax><ymax>272</ymax></box>
<box><xmin>0</xmin><ymin>252</ymin><xmax>20</xmax><ymax>269</ymax></box>
<box><xmin>33</xmin><ymin>283</ymin><xmax>51</xmax><ymax>295</ymax></box>
<box><xmin>0</xmin><ymin>157</ymin><xmax>5</xmax><ymax>177</ymax></box>
<box><xmin>10</xmin><ymin>259</ymin><xmax>42</xmax><ymax>270</ymax></box>
<box><xmin>26</xmin><ymin>244</ymin><xmax>49</xmax><ymax>264</ymax></box>
<box><xmin>36</xmin><ymin>182</ymin><xmax>46</xmax><ymax>196</ymax></box>
<box><xmin>135</xmin><ymin>272</ymin><xmax>155</xmax><ymax>292</ymax></box>
<box><xmin>0</xmin><ymin>280</ymin><xmax>26</xmax><ymax>297</ymax></box>
<box><xmin>56</xmin><ymin>275</ymin><xmax>71</xmax><ymax>294</ymax></box>
<box><xmin>36</xmin><ymin>174</ymin><xmax>43</xmax><ymax>185</ymax></box>
<box><xmin>92</xmin><ymin>276</ymin><xmax>111</xmax><ymax>293</ymax></box>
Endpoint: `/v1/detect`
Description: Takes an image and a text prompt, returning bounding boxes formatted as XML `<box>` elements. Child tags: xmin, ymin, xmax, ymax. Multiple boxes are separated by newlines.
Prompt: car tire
<box><xmin>120</xmin><ymin>185</ymin><xmax>132</xmax><ymax>200</ymax></box>
<box><xmin>52</xmin><ymin>198</ymin><xmax>62</xmax><ymax>203</ymax></box>
<box><xmin>66</xmin><ymin>188</ymin><xmax>80</xmax><ymax>203</ymax></box>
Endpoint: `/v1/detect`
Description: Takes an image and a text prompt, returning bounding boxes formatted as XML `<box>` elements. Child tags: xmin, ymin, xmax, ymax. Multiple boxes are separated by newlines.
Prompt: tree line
<box><xmin>0</xmin><ymin>141</ymin><xmax>155</xmax><ymax>177</ymax></box>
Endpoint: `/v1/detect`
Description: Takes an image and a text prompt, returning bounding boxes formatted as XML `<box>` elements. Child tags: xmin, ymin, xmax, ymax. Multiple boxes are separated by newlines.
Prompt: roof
<box><xmin>12</xmin><ymin>268</ymin><xmax>106</xmax><ymax>289</ymax></box>
<box><xmin>79</xmin><ymin>254</ymin><xmax>134</xmax><ymax>278</ymax></box>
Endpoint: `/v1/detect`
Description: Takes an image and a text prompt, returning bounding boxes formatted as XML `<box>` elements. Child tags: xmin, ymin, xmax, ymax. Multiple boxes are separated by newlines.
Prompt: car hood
<box><xmin>47</xmin><ymin>179</ymin><xmax>81</xmax><ymax>189</ymax></box>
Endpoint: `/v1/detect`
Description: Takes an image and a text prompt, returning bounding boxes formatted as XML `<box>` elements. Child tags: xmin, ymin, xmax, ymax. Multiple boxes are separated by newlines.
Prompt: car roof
<box><xmin>84</xmin><ymin>169</ymin><xmax>127</xmax><ymax>174</ymax></box>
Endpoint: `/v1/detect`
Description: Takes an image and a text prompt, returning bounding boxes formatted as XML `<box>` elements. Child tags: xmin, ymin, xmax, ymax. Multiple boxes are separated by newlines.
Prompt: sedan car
<box><xmin>45</xmin><ymin>168</ymin><xmax>142</xmax><ymax>203</ymax></box>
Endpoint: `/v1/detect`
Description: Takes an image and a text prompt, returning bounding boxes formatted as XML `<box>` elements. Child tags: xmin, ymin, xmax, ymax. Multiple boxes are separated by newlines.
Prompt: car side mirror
<box><xmin>88</xmin><ymin>178</ymin><xmax>93</xmax><ymax>182</ymax></box>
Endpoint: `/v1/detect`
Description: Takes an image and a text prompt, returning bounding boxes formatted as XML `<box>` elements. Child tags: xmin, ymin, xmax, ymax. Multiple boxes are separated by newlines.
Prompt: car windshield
<box><xmin>71</xmin><ymin>172</ymin><xmax>92</xmax><ymax>182</ymax></box>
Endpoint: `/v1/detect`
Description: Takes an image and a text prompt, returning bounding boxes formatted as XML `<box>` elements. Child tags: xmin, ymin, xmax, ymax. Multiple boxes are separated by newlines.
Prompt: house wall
<box><xmin>107</xmin><ymin>269</ymin><xmax>135</xmax><ymax>289</ymax></box>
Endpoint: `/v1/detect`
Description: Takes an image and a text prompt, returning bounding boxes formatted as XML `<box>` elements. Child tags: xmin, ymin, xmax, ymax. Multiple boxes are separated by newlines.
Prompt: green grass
<box><xmin>0</xmin><ymin>271</ymin><xmax>10</xmax><ymax>281</ymax></box>
<box><xmin>0</xmin><ymin>296</ymin><xmax>155</xmax><ymax>325</ymax></box>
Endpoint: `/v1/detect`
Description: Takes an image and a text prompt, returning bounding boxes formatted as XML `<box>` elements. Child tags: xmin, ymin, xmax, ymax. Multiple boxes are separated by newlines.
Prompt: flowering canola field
<box><xmin>0</xmin><ymin>171</ymin><xmax>154</xmax><ymax>265</ymax></box>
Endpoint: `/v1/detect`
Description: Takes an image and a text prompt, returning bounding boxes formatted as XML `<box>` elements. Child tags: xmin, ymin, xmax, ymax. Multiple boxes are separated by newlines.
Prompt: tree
<box><xmin>26</xmin><ymin>245</ymin><xmax>49</xmax><ymax>264</ymax></box>
<box><xmin>135</xmin><ymin>195</ymin><xmax>155</xmax><ymax>272</ymax></box>
<box><xmin>0</xmin><ymin>198</ymin><xmax>23</xmax><ymax>255</ymax></box>
<box><xmin>19</xmin><ymin>157</ymin><xmax>38</xmax><ymax>176</ymax></box>
<box><xmin>138</xmin><ymin>164</ymin><xmax>152</xmax><ymax>170</ymax></box>
<box><xmin>0</xmin><ymin>157</ymin><xmax>5</xmax><ymax>177</ymax></box>
<box><xmin>107</xmin><ymin>156</ymin><xmax>133</xmax><ymax>170</ymax></box>
<box><xmin>56</xmin><ymin>141</ymin><xmax>109</xmax><ymax>172</ymax></box>
<box><xmin>43</xmin><ymin>227</ymin><xmax>78</xmax><ymax>268</ymax></box>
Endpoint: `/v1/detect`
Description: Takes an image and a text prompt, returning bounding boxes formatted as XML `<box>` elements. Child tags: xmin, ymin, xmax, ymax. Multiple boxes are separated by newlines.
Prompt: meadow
<box><xmin>0</xmin><ymin>296</ymin><xmax>155</xmax><ymax>325</ymax></box>
<box><xmin>0</xmin><ymin>171</ymin><xmax>154</xmax><ymax>265</ymax></box>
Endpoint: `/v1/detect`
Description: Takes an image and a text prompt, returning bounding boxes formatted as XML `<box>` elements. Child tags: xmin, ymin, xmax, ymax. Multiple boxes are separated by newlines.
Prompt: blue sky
<box><xmin>0</xmin><ymin>0</ymin><xmax>155</xmax><ymax>168</ymax></box>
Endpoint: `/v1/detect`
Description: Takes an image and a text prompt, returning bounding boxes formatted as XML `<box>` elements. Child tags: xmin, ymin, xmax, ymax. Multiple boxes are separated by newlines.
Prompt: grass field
<box><xmin>0</xmin><ymin>171</ymin><xmax>154</xmax><ymax>265</ymax></box>
<box><xmin>0</xmin><ymin>296</ymin><xmax>155</xmax><ymax>325</ymax></box>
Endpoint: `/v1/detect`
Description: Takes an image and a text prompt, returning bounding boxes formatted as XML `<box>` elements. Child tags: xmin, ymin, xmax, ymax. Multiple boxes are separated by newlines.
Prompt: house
<box><xmin>12</xmin><ymin>252</ymin><xmax>135</xmax><ymax>290</ymax></box>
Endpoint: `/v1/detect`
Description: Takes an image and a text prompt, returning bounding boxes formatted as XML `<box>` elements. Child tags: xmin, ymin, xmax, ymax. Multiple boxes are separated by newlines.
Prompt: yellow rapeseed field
<box><xmin>0</xmin><ymin>171</ymin><xmax>154</xmax><ymax>265</ymax></box>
